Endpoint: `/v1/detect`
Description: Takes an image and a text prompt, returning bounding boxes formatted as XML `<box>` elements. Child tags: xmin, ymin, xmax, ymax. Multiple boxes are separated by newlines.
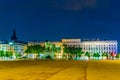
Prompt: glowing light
<box><xmin>9</xmin><ymin>42</ymin><xmax>13</xmax><ymax>45</ymax></box>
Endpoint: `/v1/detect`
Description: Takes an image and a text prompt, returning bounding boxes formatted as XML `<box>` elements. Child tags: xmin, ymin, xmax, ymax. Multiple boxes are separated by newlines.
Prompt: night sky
<box><xmin>0</xmin><ymin>0</ymin><xmax>119</xmax><ymax>42</ymax></box>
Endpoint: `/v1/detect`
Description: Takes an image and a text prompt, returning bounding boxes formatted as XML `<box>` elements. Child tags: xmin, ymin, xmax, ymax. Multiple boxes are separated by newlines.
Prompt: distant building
<box><xmin>11</xmin><ymin>29</ymin><xmax>18</xmax><ymax>42</ymax></box>
<box><xmin>61</xmin><ymin>39</ymin><xmax>117</xmax><ymax>54</ymax></box>
<box><xmin>28</xmin><ymin>41</ymin><xmax>42</xmax><ymax>46</ymax></box>
<box><xmin>0</xmin><ymin>41</ymin><xmax>11</xmax><ymax>52</ymax></box>
<box><xmin>81</xmin><ymin>41</ymin><xmax>117</xmax><ymax>54</ymax></box>
<box><xmin>9</xmin><ymin>29</ymin><xmax>27</xmax><ymax>55</ymax></box>
<box><xmin>28</xmin><ymin>38</ymin><xmax>118</xmax><ymax>59</ymax></box>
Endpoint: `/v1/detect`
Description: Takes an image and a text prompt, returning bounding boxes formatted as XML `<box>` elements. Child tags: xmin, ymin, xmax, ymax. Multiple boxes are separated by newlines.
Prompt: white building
<box><xmin>0</xmin><ymin>41</ymin><xmax>11</xmax><ymax>52</ymax></box>
<box><xmin>61</xmin><ymin>39</ymin><xmax>118</xmax><ymax>54</ymax></box>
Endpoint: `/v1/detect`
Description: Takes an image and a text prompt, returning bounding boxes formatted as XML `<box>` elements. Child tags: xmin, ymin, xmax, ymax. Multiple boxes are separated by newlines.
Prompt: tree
<box><xmin>52</xmin><ymin>45</ymin><xmax>61</xmax><ymax>59</ymax></box>
<box><xmin>74</xmin><ymin>47</ymin><xmax>83</xmax><ymax>60</ymax></box>
<box><xmin>56</xmin><ymin>47</ymin><xmax>61</xmax><ymax>53</ymax></box>
<box><xmin>25</xmin><ymin>45</ymin><xmax>45</xmax><ymax>59</ymax></box>
<box><xmin>15</xmin><ymin>53</ymin><xmax>22</xmax><ymax>59</ymax></box>
<box><xmin>0</xmin><ymin>51</ymin><xmax>4</xmax><ymax>57</ymax></box>
<box><xmin>102</xmin><ymin>53</ymin><xmax>108</xmax><ymax>60</ymax></box>
<box><xmin>93</xmin><ymin>53</ymin><xmax>100</xmax><ymax>60</ymax></box>
<box><xmin>5</xmin><ymin>52</ymin><xmax>9</xmax><ymax>57</ymax></box>
<box><xmin>85</xmin><ymin>52</ymin><xmax>91</xmax><ymax>60</ymax></box>
<box><xmin>25</xmin><ymin>45</ymin><xmax>33</xmax><ymax>54</ymax></box>
<box><xmin>116</xmin><ymin>53</ymin><xmax>120</xmax><ymax>59</ymax></box>
<box><xmin>63</xmin><ymin>44</ymin><xmax>69</xmax><ymax>53</ymax></box>
<box><xmin>63</xmin><ymin>44</ymin><xmax>83</xmax><ymax>60</ymax></box>
<box><xmin>63</xmin><ymin>44</ymin><xmax>70</xmax><ymax>60</ymax></box>
<box><xmin>34</xmin><ymin>45</ymin><xmax>44</xmax><ymax>58</ymax></box>
<box><xmin>8</xmin><ymin>51</ymin><xmax>13</xmax><ymax>58</ymax></box>
<box><xmin>45</xmin><ymin>43</ymin><xmax>58</xmax><ymax>59</ymax></box>
<box><xmin>68</xmin><ymin>46</ymin><xmax>75</xmax><ymax>60</ymax></box>
<box><xmin>51</xmin><ymin>44</ymin><xmax>57</xmax><ymax>53</ymax></box>
<box><xmin>0</xmin><ymin>51</ymin><xmax>13</xmax><ymax>60</ymax></box>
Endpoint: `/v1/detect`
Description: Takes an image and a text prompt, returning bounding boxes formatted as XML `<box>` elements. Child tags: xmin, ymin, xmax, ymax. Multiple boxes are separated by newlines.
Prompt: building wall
<box><xmin>14</xmin><ymin>45</ymin><xmax>26</xmax><ymax>54</ymax></box>
<box><xmin>28</xmin><ymin>41</ymin><xmax>42</xmax><ymax>46</ymax></box>
<box><xmin>0</xmin><ymin>44</ymin><xmax>11</xmax><ymax>52</ymax></box>
<box><xmin>61</xmin><ymin>39</ymin><xmax>118</xmax><ymax>54</ymax></box>
<box><xmin>27</xmin><ymin>39</ymin><xmax>118</xmax><ymax>55</ymax></box>
<box><xmin>62</xmin><ymin>39</ymin><xmax>81</xmax><ymax>43</ymax></box>
<box><xmin>8</xmin><ymin>42</ymin><xmax>27</xmax><ymax>55</ymax></box>
<box><xmin>81</xmin><ymin>41</ymin><xmax>117</xmax><ymax>54</ymax></box>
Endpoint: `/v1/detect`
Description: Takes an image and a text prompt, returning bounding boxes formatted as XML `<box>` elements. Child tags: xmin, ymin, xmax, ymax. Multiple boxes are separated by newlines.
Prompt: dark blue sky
<box><xmin>0</xmin><ymin>0</ymin><xmax>119</xmax><ymax>42</ymax></box>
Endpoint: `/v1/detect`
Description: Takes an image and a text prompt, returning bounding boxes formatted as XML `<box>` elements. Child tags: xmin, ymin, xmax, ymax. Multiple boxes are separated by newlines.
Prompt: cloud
<box><xmin>52</xmin><ymin>0</ymin><xmax>96</xmax><ymax>11</ymax></box>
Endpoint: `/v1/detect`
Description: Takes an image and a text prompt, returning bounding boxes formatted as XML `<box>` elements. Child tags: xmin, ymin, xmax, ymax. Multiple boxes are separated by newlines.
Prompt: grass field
<box><xmin>0</xmin><ymin>60</ymin><xmax>120</xmax><ymax>80</ymax></box>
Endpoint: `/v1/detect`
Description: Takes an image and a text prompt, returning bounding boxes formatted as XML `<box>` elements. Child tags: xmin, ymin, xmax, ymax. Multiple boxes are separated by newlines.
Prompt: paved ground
<box><xmin>0</xmin><ymin>60</ymin><xmax>120</xmax><ymax>80</ymax></box>
<box><xmin>87</xmin><ymin>60</ymin><xmax>120</xmax><ymax>80</ymax></box>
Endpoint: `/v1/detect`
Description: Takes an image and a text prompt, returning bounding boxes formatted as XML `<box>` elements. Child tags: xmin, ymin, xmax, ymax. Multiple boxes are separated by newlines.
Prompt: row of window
<box><xmin>84</xmin><ymin>51</ymin><xmax>117</xmax><ymax>53</ymax></box>
<box><xmin>82</xmin><ymin>47</ymin><xmax>117</xmax><ymax>50</ymax></box>
<box><xmin>67</xmin><ymin>44</ymin><xmax>117</xmax><ymax>48</ymax></box>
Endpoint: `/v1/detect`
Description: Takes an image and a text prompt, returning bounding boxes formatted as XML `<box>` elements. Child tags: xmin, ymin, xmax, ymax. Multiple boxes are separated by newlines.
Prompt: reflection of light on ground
<box><xmin>0</xmin><ymin>60</ymin><xmax>120</xmax><ymax>80</ymax></box>
<box><xmin>88</xmin><ymin>60</ymin><xmax>120</xmax><ymax>80</ymax></box>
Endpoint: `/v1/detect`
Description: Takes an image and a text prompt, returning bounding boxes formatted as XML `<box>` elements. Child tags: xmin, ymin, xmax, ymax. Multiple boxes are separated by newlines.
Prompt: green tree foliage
<box><xmin>102</xmin><ymin>53</ymin><xmax>108</xmax><ymax>58</ymax></box>
<box><xmin>0</xmin><ymin>51</ymin><xmax>4</xmax><ymax>57</ymax></box>
<box><xmin>76</xmin><ymin>47</ymin><xmax>83</xmax><ymax>57</ymax></box>
<box><xmin>93</xmin><ymin>53</ymin><xmax>100</xmax><ymax>60</ymax></box>
<box><xmin>5</xmin><ymin>52</ymin><xmax>9</xmax><ymax>57</ymax></box>
<box><xmin>45</xmin><ymin>42</ymin><xmax>57</xmax><ymax>53</ymax></box>
<box><xmin>102</xmin><ymin>53</ymin><xmax>107</xmax><ymax>57</ymax></box>
<box><xmin>9</xmin><ymin>52</ymin><xmax>13</xmax><ymax>57</ymax></box>
<box><xmin>85</xmin><ymin>52</ymin><xmax>91</xmax><ymax>57</ymax></box>
<box><xmin>25</xmin><ymin>45</ymin><xmax>45</xmax><ymax>59</ymax></box>
<box><xmin>93</xmin><ymin>53</ymin><xmax>100</xmax><ymax>57</ymax></box>
<box><xmin>0</xmin><ymin>51</ymin><xmax>13</xmax><ymax>57</ymax></box>
<box><xmin>56</xmin><ymin>46</ymin><xmax>61</xmax><ymax>53</ymax></box>
<box><xmin>25</xmin><ymin>45</ymin><xmax>44</xmax><ymax>54</ymax></box>
<box><xmin>116</xmin><ymin>53</ymin><xmax>120</xmax><ymax>59</ymax></box>
<box><xmin>63</xmin><ymin>44</ymin><xmax>82</xmax><ymax>60</ymax></box>
<box><xmin>44</xmin><ymin>42</ymin><xmax>59</xmax><ymax>59</ymax></box>
<box><xmin>15</xmin><ymin>53</ymin><xmax>22</xmax><ymax>58</ymax></box>
<box><xmin>63</xmin><ymin>44</ymin><xmax>69</xmax><ymax>54</ymax></box>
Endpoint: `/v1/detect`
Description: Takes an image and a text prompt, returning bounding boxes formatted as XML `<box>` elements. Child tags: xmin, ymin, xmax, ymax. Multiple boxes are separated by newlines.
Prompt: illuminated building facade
<box><xmin>61</xmin><ymin>39</ymin><xmax>118</xmax><ymax>54</ymax></box>
<box><xmin>1</xmin><ymin>29</ymin><xmax>117</xmax><ymax>60</ymax></box>
<box><xmin>0</xmin><ymin>41</ymin><xmax>11</xmax><ymax>52</ymax></box>
<box><xmin>27</xmin><ymin>39</ymin><xmax>118</xmax><ymax>55</ymax></box>
<box><xmin>9</xmin><ymin>29</ymin><xmax>27</xmax><ymax>56</ymax></box>
<box><xmin>9</xmin><ymin>41</ymin><xmax>27</xmax><ymax>55</ymax></box>
<box><xmin>81</xmin><ymin>41</ymin><xmax>117</xmax><ymax>54</ymax></box>
<box><xmin>30</xmin><ymin>39</ymin><xmax>117</xmax><ymax>59</ymax></box>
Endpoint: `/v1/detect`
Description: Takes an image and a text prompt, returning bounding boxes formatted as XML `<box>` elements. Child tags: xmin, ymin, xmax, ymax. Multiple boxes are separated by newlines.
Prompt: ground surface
<box><xmin>0</xmin><ymin>60</ymin><xmax>120</xmax><ymax>80</ymax></box>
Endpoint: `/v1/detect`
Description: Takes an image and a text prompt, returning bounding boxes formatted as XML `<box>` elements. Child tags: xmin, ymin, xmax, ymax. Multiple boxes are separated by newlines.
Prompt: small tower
<box><xmin>11</xmin><ymin>29</ymin><xmax>18</xmax><ymax>41</ymax></box>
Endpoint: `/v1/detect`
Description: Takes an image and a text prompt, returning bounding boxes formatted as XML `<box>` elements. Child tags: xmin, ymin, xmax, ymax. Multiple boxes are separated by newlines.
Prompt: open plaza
<box><xmin>0</xmin><ymin>60</ymin><xmax>120</xmax><ymax>80</ymax></box>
